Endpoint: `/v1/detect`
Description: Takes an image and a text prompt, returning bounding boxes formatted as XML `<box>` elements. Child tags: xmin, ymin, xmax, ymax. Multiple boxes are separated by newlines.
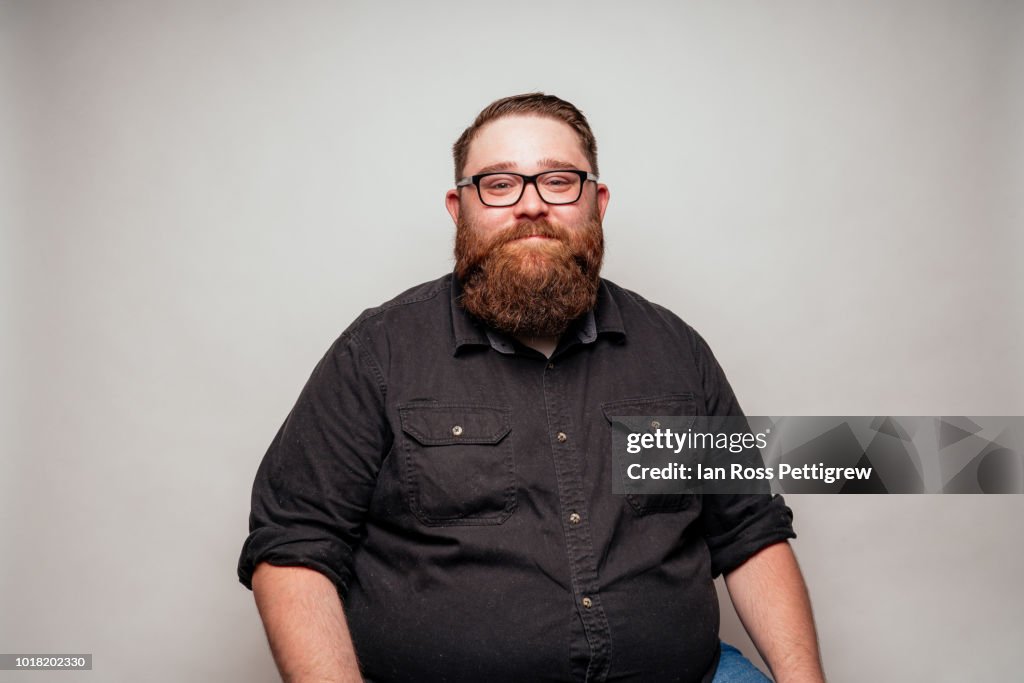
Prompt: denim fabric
<box><xmin>239</xmin><ymin>273</ymin><xmax>796</xmax><ymax>682</ymax></box>
<box><xmin>713</xmin><ymin>643</ymin><xmax>772</xmax><ymax>682</ymax></box>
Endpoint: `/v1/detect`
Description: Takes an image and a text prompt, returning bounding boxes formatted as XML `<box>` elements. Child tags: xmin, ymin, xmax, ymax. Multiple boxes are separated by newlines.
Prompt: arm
<box><xmin>723</xmin><ymin>541</ymin><xmax>825</xmax><ymax>683</ymax></box>
<box><xmin>252</xmin><ymin>563</ymin><xmax>363</xmax><ymax>683</ymax></box>
<box><xmin>239</xmin><ymin>331</ymin><xmax>391</xmax><ymax>680</ymax></box>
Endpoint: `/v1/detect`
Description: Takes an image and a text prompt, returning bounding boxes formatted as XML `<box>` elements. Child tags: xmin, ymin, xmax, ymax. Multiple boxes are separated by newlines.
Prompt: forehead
<box><xmin>463</xmin><ymin>115</ymin><xmax>590</xmax><ymax>175</ymax></box>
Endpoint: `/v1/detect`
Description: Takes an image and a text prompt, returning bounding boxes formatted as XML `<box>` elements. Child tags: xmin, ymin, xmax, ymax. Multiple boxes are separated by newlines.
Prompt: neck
<box><xmin>515</xmin><ymin>334</ymin><xmax>558</xmax><ymax>358</ymax></box>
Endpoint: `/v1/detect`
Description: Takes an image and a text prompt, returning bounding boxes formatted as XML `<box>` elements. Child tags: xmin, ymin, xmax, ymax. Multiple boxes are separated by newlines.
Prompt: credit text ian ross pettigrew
<box><xmin>624</xmin><ymin>426</ymin><xmax>872</xmax><ymax>484</ymax></box>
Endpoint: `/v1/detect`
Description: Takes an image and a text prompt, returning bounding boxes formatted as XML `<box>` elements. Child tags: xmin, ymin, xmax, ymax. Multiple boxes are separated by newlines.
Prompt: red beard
<box><xmin>454</xmin><ymin>213</ymin><xmax>604</xmax><ymax>337</ymax></box>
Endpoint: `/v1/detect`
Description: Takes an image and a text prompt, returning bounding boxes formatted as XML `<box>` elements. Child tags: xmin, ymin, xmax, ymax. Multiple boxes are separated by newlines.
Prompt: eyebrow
<box><xmin>472</xmin><ymin>158</ymin><xmax>584</xmax><ymax>175</ymax></box>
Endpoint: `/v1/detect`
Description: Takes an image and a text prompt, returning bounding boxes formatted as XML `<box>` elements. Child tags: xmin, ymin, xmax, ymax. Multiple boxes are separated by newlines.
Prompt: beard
<box><xmin>454</xmin><ymin>210</ymin><xmax>604</xmax><ymax>338</ymax></box>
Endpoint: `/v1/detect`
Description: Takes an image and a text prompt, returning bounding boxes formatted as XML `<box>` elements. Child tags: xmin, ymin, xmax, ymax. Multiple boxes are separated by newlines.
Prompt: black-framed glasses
<box><xmin>455</xmin><ymin>170</ymin><xmax>599</xmax><ymax>207</ymax></box>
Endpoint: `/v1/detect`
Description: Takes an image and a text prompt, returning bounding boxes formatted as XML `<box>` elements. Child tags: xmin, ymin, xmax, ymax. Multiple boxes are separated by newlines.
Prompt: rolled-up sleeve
<box><xmin>688</xmin><ymin>325</ymin><xmax>796</xmax><ymax>577</ymax></box>
<box><xmin>237</xmin><ymin>329</ymin><xmax>390</xmax><ymax>593</ymax></box>
<box><xmin>698</xmin><ymin>493</ymin><xmax>795</xmax><ymax>577</ymax></box>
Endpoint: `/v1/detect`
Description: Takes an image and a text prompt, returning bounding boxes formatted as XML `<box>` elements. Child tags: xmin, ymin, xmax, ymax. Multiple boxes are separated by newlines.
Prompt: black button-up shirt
<box><xmin>238</xmin><ymin>273</ymin><xmax>795</xmax><ymax>683</ymax></box>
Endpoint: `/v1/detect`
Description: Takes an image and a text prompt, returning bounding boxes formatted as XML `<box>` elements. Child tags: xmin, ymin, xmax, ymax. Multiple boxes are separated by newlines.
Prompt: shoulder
<box><xmin>598</xmin><ymin>278</ymin><xmax>730</xmax><ymax>377</ymax></box>
<box><xmin>319</xmin><ymin>274</ymin><xmax>455</xmax><ymax>372</ymax></box>
<box><xmin>602</xmin><ymin>279</ymin><xmax>741</xmax><ymax>413</ymax></box>
<box><xmin>600</xmin><ymin>278</ymin><xmax>700</xmax><ymax>344</ymax></box>
<box><xmin>344</xmin><ymin>274</ymin><xmax>452</xmax><ymax>335</ymax></box>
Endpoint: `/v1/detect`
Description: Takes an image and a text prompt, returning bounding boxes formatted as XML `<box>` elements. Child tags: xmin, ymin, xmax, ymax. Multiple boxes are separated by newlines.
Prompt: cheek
<box><xmin>470</xmin><ymin>209</ymin><xmax>515</xmax><ymax>238</ymax></box>
<box><xmin>552</xmin><ymin>208</ymin><xmax>595</xmax><ymax>236</ymax></box>
<box><xmin>553</xmin><ymin>203</ymin><xmax>595</xmax><ymax>224</ymax></box>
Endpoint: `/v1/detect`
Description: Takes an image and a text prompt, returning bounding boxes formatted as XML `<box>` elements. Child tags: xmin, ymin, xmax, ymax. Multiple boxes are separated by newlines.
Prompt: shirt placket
<box><xmin>543</xmin><ymin>356</ymin><xmax>612</xmax><ymax>682</ymax></box>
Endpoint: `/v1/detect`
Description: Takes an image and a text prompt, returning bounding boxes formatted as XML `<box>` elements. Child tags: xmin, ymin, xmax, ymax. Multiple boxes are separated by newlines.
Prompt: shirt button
<box><xmin>651</xmin><ymin>420</ymin><xmax>661</xmax><ymax>429</ymax></box>
<box><xmin>556</xmin><ymin>432</ymin><xmax>568</xmax><ymax>443</ymax></box>
<box><xmin>581</xmin><ymin>596</ymin><xmax>593</xmax><ymax>608</ymax></box>
<box><xmin>451</xmin><ymin>425</ymin><xmax>463</xmax><ymax>436</ymax></box>
<box><xmin>547</xmin><ymin>362</ymin><xmax>555</xmax><ymax>369</ymax></box>
<box><xmin>568</xmin><ymin>512</ymin><xmax>581</xmax><ymax>525</ymax></box>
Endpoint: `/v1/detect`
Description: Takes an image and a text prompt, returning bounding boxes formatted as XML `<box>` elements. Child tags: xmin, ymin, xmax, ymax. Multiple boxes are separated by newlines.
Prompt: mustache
<box><xmin>487</xmin><ymin>220</ymin><xmax>569</xmax><ymax>249</ymax></box>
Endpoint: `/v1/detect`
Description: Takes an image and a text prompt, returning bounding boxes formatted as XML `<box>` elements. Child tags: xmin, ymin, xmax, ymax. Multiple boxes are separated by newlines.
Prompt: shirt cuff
<box><xmin>237</xmin><ymin>527</ymin><xmax>353</xmax><ymax>592</ymax></box>
<box><xmin>704</xmin><ymin>494</ymin><xmax>796</xmax><ymax>577</ymax></box>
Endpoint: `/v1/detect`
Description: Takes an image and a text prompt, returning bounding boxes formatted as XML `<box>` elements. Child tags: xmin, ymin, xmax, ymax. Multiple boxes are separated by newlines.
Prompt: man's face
<box><xmin>445</xmin><ymin>115</ymin><xmax>610</xmax><ymax>338</ymax></box>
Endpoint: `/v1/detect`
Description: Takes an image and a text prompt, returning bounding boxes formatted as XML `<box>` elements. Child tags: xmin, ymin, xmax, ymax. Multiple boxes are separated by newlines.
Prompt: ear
<box><xmin>445</xmin><ymin>188</ymin><xmax>461</xmax><ymax>225</ymax></box>
<box><xmin>596</xmin><ymin>183</ymin><xmax>610</xmax><ymax>221</ymax></box>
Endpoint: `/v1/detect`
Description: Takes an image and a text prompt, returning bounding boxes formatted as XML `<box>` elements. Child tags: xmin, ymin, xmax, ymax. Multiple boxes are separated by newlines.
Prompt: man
<box><xmin>238</xmin><ymin>93</ymin><xmax>825</xmax><ymax>682</ymax></box>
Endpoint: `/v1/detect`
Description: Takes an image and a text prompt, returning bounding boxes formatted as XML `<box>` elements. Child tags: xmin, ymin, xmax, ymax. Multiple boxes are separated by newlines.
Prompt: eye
<box><xmin>479</xmin><ymin>175</ymin><xmax>521</xmax><ymax>195</ymax></box>
<box><xmin>539</xmin><ymin>173</ymin><xmax>579</xmax><ymax>192</ymax></box>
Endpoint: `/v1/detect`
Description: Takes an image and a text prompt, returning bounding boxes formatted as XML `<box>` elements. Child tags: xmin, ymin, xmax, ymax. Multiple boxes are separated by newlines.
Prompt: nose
<box><xmin>512</xmin><ymin>180</ymin><xmax>549</xmax><ymax>220</ymax></box>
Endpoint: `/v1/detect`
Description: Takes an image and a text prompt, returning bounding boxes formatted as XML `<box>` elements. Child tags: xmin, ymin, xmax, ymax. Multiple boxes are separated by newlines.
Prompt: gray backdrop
<box><xmin>2</xmin><ymin>1</ymin><xmax>1022</xmax><ymax>681</ymax></box>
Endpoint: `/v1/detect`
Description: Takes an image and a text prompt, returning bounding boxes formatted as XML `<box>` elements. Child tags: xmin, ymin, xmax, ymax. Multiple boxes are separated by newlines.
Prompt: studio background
<box><xmin>2</xmin><ymin>1</ymin><xmax>1022</xmax><ymax>681</ymax></box>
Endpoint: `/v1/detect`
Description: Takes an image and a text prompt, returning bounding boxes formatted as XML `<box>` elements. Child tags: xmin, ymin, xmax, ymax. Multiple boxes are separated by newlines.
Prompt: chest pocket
<box><xmin>601</xmin><ymin>393</ymin><xmax>698</xmax><ymax>516</ymax></box>
<box><xmin>398</xmin><ymin>403</ymin><xmax>516</xmax><ymax>526</ymax></box>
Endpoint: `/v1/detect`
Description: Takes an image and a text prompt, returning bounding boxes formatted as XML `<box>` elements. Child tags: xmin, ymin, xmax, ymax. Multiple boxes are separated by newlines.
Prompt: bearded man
<box><xmin>238</xmin><ymin>94</ymin><xmax>825</xmax><ymax>683</ymax></box>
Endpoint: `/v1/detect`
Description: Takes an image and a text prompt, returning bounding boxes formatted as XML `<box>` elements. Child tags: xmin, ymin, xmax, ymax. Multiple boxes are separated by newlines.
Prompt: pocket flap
<box><xmin>399</xmin><ymin>404</ymin><xmax>512</xmax><ymax>446</ymax></box>
<box><xmin>600</xmin><ymin>393</ymin><xmax>697</xmax><ymax>423</ymax></box>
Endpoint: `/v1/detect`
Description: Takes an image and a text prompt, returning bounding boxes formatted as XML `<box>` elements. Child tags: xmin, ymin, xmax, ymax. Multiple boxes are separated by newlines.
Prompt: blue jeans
<box><xmin>711</xmin><ymin>642</ymin><xmax>771</xmax><ymax>682</ymax></box>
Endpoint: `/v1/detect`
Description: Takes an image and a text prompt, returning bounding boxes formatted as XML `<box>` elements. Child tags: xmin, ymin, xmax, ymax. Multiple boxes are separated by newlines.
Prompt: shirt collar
<box><xmin>450</xmin><ymin>274</ymin><xmax>625</xmax><ymax>356</ymax></box>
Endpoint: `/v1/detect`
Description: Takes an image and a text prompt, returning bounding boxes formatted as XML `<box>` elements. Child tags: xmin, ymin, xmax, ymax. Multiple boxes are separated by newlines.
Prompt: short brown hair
<box><xmin>452</xmin><ymin>93</ymin><xmax>599</xmax><ymax>181</ymax></box>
